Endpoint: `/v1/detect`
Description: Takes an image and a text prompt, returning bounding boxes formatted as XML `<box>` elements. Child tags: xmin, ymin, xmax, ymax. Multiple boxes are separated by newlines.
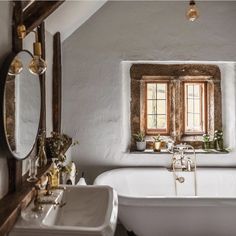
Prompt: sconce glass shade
<box><xmin>8</xmin><ymin>57</ymin><xmax>23</xmax><ymax>76</ymax></box>
<box><xmin>28</xmin><ymin>56</ymin><xmax>47</xmax><ymax>75</ymax></box>
<box><xmin>186</xmin><ymin>1</ymin><xmax>199</xmax><ymax>21</ymax></box>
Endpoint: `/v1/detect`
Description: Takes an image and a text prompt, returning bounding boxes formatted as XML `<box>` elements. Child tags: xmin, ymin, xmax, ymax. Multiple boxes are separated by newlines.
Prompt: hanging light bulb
<box><xmin>17</xmin><ymin>24</ymin><xmax>26</xmax><ymax>39</ymax></box>
<box><xmin>8</xmin><ymin>57</ymin><xmax>23</xmax><ymax>76</ymax></box>
<box><xmin>186</xmin><ymin>0</ymin><xmax>199</xmax><ymax>22</ymax></box>
<box><xmin>17</xmin><ymin>24</ymin><xmax>47</xmax><ymax>75</ymax></box>
<box><xmin>28</xmin><ymin>31</ymin><xmax>47</xmax><ymax>75</ymax></box>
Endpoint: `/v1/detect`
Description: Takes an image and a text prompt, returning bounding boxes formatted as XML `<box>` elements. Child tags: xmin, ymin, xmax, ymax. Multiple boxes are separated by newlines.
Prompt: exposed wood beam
<box><xmin>38</xmin><ymin>22</ymin><xmax>46</xmax><ymax>134</ymax></box>
<box><xmin>53</xmin><ymin>32</ymin><xmax>62</xmax><ymax>133</ymax></box>
<box><xmin>12</xmin><ymin>1</ymin><xmax>23</xmax><ymax>53</ymax></box>
<box><xmin>23</xmin><ymin>1</ymin><xmax>64</xmax><ymax>33</ymax></box>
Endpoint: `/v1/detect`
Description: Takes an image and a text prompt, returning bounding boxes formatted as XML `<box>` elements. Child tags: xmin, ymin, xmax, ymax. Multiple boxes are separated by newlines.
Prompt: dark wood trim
<box><xmin>53</xmin><ymin>32</ymin><xmax>62</xmax><ymax>133</ymax></box>
<box><xmin>8</xmin><ymin>1</ymin><xmax>24</xmax><ymax>192</ymax></box>
<box><xmin>37</xmin><ymin>22</ymin><xmax>46</xmax><ymax>135</ymax></box>
<box><xmin>12</xmin><ymin>1</ymin><xmax>23</xmax><ymax>53</ymax></box>
<box><xmin>23</xmin><ymin>1</ymin><xmax>64</xmax><ymax>34</ymax></box>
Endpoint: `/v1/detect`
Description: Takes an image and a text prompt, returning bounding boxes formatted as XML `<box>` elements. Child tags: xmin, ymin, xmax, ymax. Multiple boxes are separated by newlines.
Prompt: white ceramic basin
<box><xmin>10</xmin><ymin>186</ymin><xmax>118</xmax><ymax>236</ymax></box>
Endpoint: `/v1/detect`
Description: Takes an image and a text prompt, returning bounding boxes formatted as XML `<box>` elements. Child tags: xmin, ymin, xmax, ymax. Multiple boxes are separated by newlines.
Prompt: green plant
<box><xmin>133</xmin><ymin>131</ymin><xmax>145</xmax><ymax>142</ymax></box>
<box><xmin>203</xmin><ymin>134</ymin><xmax>210</xmax><ymax>142</ymax></box>
<box><xmin>153</xmin><ymin>134</ymin><xmax>161</xmax><ymax>142</ymax></box>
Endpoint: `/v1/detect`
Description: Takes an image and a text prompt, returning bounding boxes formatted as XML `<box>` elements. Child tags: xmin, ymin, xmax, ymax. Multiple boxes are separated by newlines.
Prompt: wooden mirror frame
<box><xmin>0</xmin><ymin>49</ymin><xmax>41</xmax><ymax>161</ymax></box>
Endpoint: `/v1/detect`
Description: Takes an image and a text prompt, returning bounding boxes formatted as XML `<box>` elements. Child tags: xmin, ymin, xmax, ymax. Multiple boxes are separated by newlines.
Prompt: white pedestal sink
<box><xmin>10</xmin><ymin>186</ymin><xmax>118</xmax><ymax>236</ymax></box>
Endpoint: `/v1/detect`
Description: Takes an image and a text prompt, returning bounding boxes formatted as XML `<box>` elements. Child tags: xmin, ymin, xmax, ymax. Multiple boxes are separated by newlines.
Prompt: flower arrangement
<box><xmin>46</xmin><ymin>131</ymin><xmax>79</xmax><ymax>173</ymax></box>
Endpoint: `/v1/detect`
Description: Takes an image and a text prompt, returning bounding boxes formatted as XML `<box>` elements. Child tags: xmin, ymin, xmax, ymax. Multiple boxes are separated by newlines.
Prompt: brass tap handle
<box><xmin>44</xmin><ymin>173</ymin><xmax>53</xmax><ymax>196</ymax></box>
<box><xmin>32</xmin><ymin>184</ymin><xmax>43</xmax><ymax>212</ymax></box>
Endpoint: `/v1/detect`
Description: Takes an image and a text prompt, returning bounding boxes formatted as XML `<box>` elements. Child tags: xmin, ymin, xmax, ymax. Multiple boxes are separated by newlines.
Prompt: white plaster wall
<box><xmin>0</xmin><ymin>1</ymin><xmax>13</xmax><ymax>199</ymax></box>
<box><xmin>62</xmin><ymin>1</ymin><xmax>236</xmax><ymax>183</ymax></box>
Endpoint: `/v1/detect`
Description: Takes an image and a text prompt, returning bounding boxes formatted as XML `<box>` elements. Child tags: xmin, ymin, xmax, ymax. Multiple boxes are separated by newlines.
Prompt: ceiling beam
<box><xmin>23</xmin><ymin>1</ymin><xmax>64</xmax><ymax>33</ymax></box>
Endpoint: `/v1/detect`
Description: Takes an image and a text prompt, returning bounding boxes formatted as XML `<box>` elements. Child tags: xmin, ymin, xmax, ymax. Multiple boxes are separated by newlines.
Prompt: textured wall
<box><xmin>62</xmin><ymin>1</ymin><xmax>236</xmax><ymax>183</ymax></box>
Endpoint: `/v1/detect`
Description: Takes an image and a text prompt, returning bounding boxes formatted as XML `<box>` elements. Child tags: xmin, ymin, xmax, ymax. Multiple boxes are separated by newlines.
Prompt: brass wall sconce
<box><xmin>186</xmin><ymin>0</ymin><xmax>199</xmax><ymax>22</ymax></box>
<box><xmin>11</xmin><ymin>24</ymin><xmax>47</xmax><ymax>76</ymax></box>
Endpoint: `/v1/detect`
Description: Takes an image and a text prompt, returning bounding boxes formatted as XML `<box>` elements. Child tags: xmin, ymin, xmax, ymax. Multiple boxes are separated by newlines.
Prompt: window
<box><xmin>184</xmin><ymin>82</ymin><xmax>206</xmax><ymax>134</ymax></box>
<box><xmin>146</xmin><ymin>82</ymin><xmax>168</xmax><ymax>134</ymax></box>
<box><xmin>130</xmin><ymin>64</ymin><xmax>222</xmax><ymax>149</ymax></box>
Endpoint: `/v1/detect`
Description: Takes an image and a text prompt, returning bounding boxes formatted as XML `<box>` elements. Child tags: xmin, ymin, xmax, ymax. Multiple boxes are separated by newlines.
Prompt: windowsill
<box><xmin>129</xmin><ymin>148</ymin><xmax>230</xmax><ymax>154</ymax></box>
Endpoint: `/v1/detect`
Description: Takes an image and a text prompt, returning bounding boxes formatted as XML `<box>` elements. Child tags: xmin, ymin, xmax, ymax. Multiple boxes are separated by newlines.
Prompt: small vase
<box><xmin>154</xmin><ymin>141</ymin><xmax>161</xmax><ymax>152</ymax></box>
<box><xmin>203</xmin><ymin>141</ymin><xmax>210</xmax><ymax>150</ymax></box>
<box><xmin>136</xmin><ymin>141</ymin><xmax>146</xmax><ymax>151</ymax></box>
<box><xmin>214</xmin><ymin>139</ymin><xmax>224</xmax><ymax>151</ymax></box>
<box><xmin>27</xmin><ymin>157</ymin><xmax>38</xmax><ymax>182</ymax></box>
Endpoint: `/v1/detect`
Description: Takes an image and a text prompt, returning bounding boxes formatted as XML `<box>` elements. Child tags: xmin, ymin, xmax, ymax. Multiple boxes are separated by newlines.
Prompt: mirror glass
<box><xmin>4</xmin><ymin>51</ymin><xmax>41</xmax><ymax>160</ymax></box>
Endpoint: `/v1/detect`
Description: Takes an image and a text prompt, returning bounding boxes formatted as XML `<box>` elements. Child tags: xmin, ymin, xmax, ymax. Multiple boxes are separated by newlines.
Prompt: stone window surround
<box><xmin>130</xmin><ymin>64</ymin><xmax>222</xmax><ymax>149</ymax></box>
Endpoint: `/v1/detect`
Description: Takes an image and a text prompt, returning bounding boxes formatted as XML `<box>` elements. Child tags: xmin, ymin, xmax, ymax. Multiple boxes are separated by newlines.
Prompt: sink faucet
<box><xmin>169</xmin><ymin>144</ymin><xmax>197</xmax><ymax>196</ymax></box>
<box><xmin>44</xmin><ymin>173</ymin><xmax>66</xmax><ymax>196</ymax></box>
<box><xmin>171</xmin><ymin>144</ymin><xmax>195</xmax><ymax>172</ymax></box>
<box><xmin>32</xmin><ymin>184</ymin><xmax>66</xmax><ymax>212</ymax></box>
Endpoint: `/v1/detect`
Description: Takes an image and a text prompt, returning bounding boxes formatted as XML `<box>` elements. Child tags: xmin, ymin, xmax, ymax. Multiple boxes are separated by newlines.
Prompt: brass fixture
<box><xmin>17</xmin><ymin>24</ymin><xmax>26</xmax><ymax>39</ymax></box>
<box><xmin>186</xmin><ymin>0</ymin><xmax>199</xmax><ymax>22</ymax></box>
<box><xmin>32</xmin><ymin>184</ymin><xmax>66</xmax><ymax>212</ymax></box>
<box><xmin>44</xmin><ymin>173</ymin><xmax>53</xmax><ymax>196</ymax></box>
<box><xmin>8</xmin><ymin>57</ymin><xmax>23</xmax><ymax>76</ymax></box>
<box><xmin>44</xmin><ymin>172</ymin><xmax>66</xmax><ymax>196</ymax></box>
<box><xmin>17</xmin><ymin>24</ymin><xmax>47</xmax><ymax>75</ymax></box>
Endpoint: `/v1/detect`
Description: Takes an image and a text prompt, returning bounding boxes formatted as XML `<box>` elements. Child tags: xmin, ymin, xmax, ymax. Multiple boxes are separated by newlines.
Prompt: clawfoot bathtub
<box><xmin>94</xmin><ymin>167</ymin><xmax>236</xmax><ymax>236</ymax></box>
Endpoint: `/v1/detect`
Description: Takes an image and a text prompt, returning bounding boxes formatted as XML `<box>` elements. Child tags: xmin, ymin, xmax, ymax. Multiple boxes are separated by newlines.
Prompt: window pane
<box><xmin>147</xmin><ymin>115</ymin><xmax>157</xmax><ymax>129</ymax></box>
<box><xmin>147</xmin><ymin>100</ymin><xmax>156</xmax><ymax>114</ymax></box>
<box><xmin>193</xmin><ymin>85</ymin><xmax>200</xmax><ymax>98</ymax></box>
<box><xmin>157</xmin><ymin>100</ymin><xmax>166</xmax><ymax>114</ymax></box>
<box><xmin>187</xmin><ymin>113</ymin><xmax>194</xmax><ymax>128</ymax></box>
<box><xmin>157</xmin><ymin>84</ymin><xmax>166</xmax><ymax>99</ymax></box>
<box><xmin>188</xmin><ymin>99</ymin><xmax>194</xmax><ymax>113</ymax></box>
<box><xmin>157</xmin><ymin>115</ymin><xmax>166</xmax><ymax>129</ymax></box>
<box><xmin>187</xmin><ymin>85</ymin><xmax>194</xmax><ymax>98</ymax></box>
<box><xmin>193</xmin><ymin>114</ymin><xmax>200</xmax><ymax>127</ymax></box>
<box><xmin>146</xmin><ymin>82</ymin><xmax>168</xmax><ymax>133</ymax></box>
<box><xmin>194</xmin><ymin>99</ymin><xmax>200</xmax><ymax>114</ymax></box>
<box><xmin>147</xmin><ymin>84</ymin><xmax>156</xmax><ymax>99</ymax></box>
<box><xmin>185</xmin><ymin>83</ymin><xmax>205</xmax><ymax>133</ymax></box>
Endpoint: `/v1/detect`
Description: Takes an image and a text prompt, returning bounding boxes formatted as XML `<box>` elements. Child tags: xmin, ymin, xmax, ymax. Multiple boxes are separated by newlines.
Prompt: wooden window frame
<box><xmin>145</xmin><ymin>81</ymin><xmax>170</xmax><ymax>135</ymax></box>
<box><xmin>183</xmin><ymin>81</ymin><xmax>208</xmax><ymax>135</ymax></box>
<box><xmin>130</xmin><ymin>64</ymin><xmax>222</xmax><ymax>150</ymax></box>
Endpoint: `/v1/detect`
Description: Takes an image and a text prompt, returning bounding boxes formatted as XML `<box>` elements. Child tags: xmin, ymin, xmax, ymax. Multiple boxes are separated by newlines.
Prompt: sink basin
<box><xmin>9</xmin><ymin>186</ymin><xmax>118</xmax><ymax>236</ymax></box>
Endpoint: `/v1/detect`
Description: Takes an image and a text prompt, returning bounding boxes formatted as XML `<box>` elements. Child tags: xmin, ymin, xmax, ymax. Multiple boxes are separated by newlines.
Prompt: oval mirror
<box><xmin>0</xmin><ymin>51</ymin><xmax>41</xmax><ymax>160</ymax></box>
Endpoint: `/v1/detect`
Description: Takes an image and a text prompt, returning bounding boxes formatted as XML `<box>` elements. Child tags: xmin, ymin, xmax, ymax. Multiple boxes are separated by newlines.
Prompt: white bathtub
<box><xmin>94</xmin><ymin>167</ymin><xmax>236</xmax><ymax>236</ymax></box>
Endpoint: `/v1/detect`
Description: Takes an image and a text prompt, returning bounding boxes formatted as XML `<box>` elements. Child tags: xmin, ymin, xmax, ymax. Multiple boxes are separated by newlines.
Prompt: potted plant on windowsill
<box><xmin>133</xmin><ymin>131</ymin><xmax>146</xmax><ymax>151</ymax></box>
<box><xmin>153</xmin><ymin>134</ymin><xmax>162</xmax><ymax>152</ymax></box>
<box><xmin>202</xmin><ymin>133</ymin><xmax>210</xmax><ymax>150</ymax></box>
